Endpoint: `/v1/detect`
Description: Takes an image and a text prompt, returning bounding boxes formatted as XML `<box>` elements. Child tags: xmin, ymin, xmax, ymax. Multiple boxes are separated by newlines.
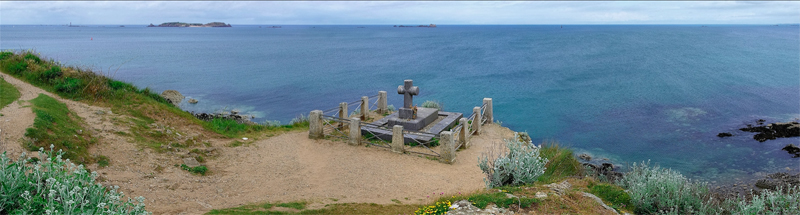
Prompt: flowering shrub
<box><xmin>414</xmin><ymin>200</ymin><xmax>451</xmax><ymax>215</ymax></box>
<box><xmin>0</xmin><ymin>146</ymin><xmax>151</xmax><ymax>214</ymax></box>
<box><xmin>478</xmin><ymin>133</ymin><xmax>548</xmax><ymax>188</ymax></box>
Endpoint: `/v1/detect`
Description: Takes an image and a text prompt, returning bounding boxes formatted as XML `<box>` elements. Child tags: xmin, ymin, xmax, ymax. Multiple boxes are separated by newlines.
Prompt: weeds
<box><xmin>96</xmin><ymin>155</ymin><xmax>111</xmax><ymax>167</ymax></box>
<box><xmin>180</xmin><ymin>164</ymin><xmax>208</xmax><ymax>175</ymax></box>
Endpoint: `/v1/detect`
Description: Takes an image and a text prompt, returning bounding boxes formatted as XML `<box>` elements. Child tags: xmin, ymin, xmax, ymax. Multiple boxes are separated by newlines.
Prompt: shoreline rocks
<box><xmin>190</xmin><ymin>111</ymin><xmax>255</xmax><ymax>125</ymax></box>
<box><xmin>578</xmin><ymin>154</ymin><xmax>624</xmax><ymax>182</ymax></box>
<box><xmin>161</xmin><ymin>90</ymin><xmax>184</xmax><ymax>106</ymax></box>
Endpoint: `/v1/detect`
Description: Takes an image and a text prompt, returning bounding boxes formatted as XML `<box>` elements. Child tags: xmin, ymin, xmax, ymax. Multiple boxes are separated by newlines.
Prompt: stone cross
<box><xmin>397</xmin><ymin>79</ymin><xmax>419</xmax><ymax>108</ymax></box>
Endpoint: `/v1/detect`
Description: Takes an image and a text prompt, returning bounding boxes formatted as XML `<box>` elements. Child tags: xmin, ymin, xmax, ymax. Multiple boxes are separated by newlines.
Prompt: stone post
<box><xmin>338</xmin><ymin>102</ymin><xmax>348</xmax><ymax>130</ymax></box>
<box><xmin>459</xmin><ymin>118</ymin><xmax>468</xmax><ymax>149</ymax></box>
<box><xmin>378</xmin><ymin>91</ymin><xmax>388</xmax><ymax>114</ymax></box>
<box><xmin>339</xmin><ymin>102</ymin><xmax>348</xmax><ymax>119</ymax></box>
<box><xmin>473</xmin><ymin>107</ymin><xmax>482</xmax><ymax>135</ymax></box>
<box><xmin>391</xmin><ymin>125</ymin><xmax>405</xmax><ymax>154</ymax></box>
<box><xmin>361</xmin><ymin>96</ymin><xmax>369</xmax><ymax>120</ymax></box>
<box><xmin>308</xmin><ymin>110</ymin><xmax>323</xmax><ymax>139</ymax></box>
<box><xmin>439</xmin><ymin>131</ymin><xmax>456</xmax><ymax>164</ymax></box>
<box><xmin>483</xmin><ymin>98</ymin><xmax>493</xmax><ymax>124</ymax></box>
<box><xmin>349</xmin><ymin>118</ymin><xmax>361</xmax><ymax>146</ymax></box>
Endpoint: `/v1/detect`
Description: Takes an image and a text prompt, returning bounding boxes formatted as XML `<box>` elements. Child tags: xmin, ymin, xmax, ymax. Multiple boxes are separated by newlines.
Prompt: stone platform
<box><xmin>362</xmin><ymin>111</ymin><xmax>463</xmax><ymax>144</ymax></box>
<box><xmin>389</xmin><ymin>107</ymin><xmax>439</xmax><ymax>131</ymax></box>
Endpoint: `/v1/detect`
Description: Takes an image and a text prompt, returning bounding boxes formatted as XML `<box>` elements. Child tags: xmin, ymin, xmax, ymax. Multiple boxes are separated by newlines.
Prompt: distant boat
<box><xmin>120</xmin><ymin>25</ymin><xmax>125</xmax><ymax>27</ymax></box>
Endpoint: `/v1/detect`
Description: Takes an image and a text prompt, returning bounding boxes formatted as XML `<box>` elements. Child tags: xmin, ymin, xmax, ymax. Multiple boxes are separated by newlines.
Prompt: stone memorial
<box><xmin>363</xmin><ymin>79</ymin><xmax>463</xmax><ymax>144</ymax></box>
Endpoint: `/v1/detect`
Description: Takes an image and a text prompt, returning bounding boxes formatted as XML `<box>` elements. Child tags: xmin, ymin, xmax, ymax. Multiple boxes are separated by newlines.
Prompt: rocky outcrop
<box><xmin>446</xmin><ymin>200</ymin><xmax>514</xmax><ymax>215</ymax></box>
<box><xmin>739</xmin><ymin>121</ymin><xmax>800</xmax><ymax>142</ymax></box>
<box><xmin>160</xmin><ymin>90</ymin><xmax>184</xmax><ymax>106</ymax></box>
<box><xmin>717</xmin><ymin>132</ymin><xmax>733</xmax><ymax>137</ymax></box>
<box><xmin>583</xmin><ymin>162</ymin><xmax>624</xmax><ymax>182</ymax></box>
<box><xmin>754</xmin><ymin>172</ymin><xmax>799</xmax><ymax>191</ymax></box>
<box><xmin>188</xmin><ymin>98</ymin><xmax>198</xmax><ymax>104</ymax></box>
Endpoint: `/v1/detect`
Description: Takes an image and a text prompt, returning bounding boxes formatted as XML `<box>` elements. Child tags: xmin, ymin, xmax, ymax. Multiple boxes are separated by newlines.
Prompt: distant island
<box><xmin>394</xmin><ymin>24</ymin><xmax>437</xmax><ymax>28</ymax></box>
<box><xmin>147</xmin><ymin>22</ymin><xmax>232</xmax><ymax>27</ymax></box>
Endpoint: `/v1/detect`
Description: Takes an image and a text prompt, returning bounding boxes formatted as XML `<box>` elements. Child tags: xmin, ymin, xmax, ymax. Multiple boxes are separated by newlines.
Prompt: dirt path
<box><xmin>0</xmin><ymin>74</ymin><xmax>517</xmax><ymax>215</ymax></box>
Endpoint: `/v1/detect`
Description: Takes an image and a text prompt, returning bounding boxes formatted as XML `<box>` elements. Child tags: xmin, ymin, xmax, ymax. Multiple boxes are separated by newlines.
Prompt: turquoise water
<box><xmin>2</xmin><ymin>25</ymin><xmax>799</xmax><ymax>182</ymax></box>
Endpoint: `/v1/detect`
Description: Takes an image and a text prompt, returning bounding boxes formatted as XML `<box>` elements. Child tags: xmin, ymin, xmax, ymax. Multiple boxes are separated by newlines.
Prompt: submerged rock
<box><xmin>783</xmin><ymin>144</ymin><xmax>800</xmax><ymax>158</ymax></box>
<box><xmin>717</xmin><ymin>132</ymin><xmax>733</xmax><ymax>137</ymax></box>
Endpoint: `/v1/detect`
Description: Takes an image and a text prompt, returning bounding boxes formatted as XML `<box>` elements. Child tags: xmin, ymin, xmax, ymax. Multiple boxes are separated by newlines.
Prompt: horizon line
<box><xmin>4</xmin><ymin>23</ymin><xmax>799</xmax><ymax>26</ymax></box>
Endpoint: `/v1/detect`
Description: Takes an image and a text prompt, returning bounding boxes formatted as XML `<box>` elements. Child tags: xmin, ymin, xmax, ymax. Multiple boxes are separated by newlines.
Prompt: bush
<box><xmin>616</xmin><ymin>161</ymin><xmax>713</xmax><ymax>214</ymax></box>
<box><xmin>55</xmin><ymin>77</ymin><xmax>83</xmax><ymax>94</ymax></box>
<box><xmin>0</xmin><ymin>147</ymin><xmax>151</xmax><ymax>214</ymax></box>
<box><xmin>421</xmin><ymin>100</ymin><xmax>443</xmax><ymax>110</ymax></box>
<box><xmin>4</xmin><ymin>61</ymin><xmax>28</xmax><ymax>75</ymax></box>
<box><xmin>722</xmin><ymin>186</ymin><xmax>800</xmax><ymax>214</ymax></box>
<box><xmin>108</xmin><ymin>80</ymin><xmax>133</xmax><ymax>91</ymax></box>
<box><xmin>289</xmin><ymin>114</ymin><xmax>309</xmax><ymax>128</ymax></box>
<box><xmin>23</xmin><ymin>53</ymin><xmax>41</xmax><ymax>63</ymax></box>
<box><xmin>478</xmin><ymin>132</ymin><xmax>548</xmax><ymax>188</ymax></box>
<box><xmin>0</xmin><ymin>51</ymin><xmax>12</xmax><ymax>60</ymax></box>
<box><xmin>41</xmin><ymin>66</ymin><xmax>62</xmax><ymax>83</ymax></box>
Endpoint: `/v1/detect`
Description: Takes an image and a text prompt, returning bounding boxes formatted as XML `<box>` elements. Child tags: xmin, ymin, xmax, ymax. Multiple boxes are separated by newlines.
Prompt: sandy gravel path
<box><xmin>0</xmin><ymin>74</ymin><xmax>517</xmax><ymax>215</ymax></box>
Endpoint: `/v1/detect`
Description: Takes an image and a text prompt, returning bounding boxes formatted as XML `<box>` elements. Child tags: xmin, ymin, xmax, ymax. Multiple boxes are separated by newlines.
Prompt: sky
<box><xmin>1</xmin><ymin>1</ymin><xmax>799</xmax><ymax>25</ymax></box>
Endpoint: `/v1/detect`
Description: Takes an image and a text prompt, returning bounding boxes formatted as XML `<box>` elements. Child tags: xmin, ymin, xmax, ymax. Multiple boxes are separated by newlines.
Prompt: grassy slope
<box><xmin>0</xmin><ymin>76</ymin><xmax>20</xmax><ymax>109</ymax></box>
<box><xmin>0</xmin><ymin>51</ymin><xmax>308</xmax><ymax>161</ymax></box>
<box><xmin>25</xmin><ymin>93</ymin><xmax>96</xmax><ymax>163</ymax></box>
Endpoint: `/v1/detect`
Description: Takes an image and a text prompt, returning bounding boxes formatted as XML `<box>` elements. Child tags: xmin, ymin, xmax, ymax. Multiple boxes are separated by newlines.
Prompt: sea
<box><xmin>2</xmin><ymin>24</ymin><xmax>799</xmax><ymax>184</ymax></box>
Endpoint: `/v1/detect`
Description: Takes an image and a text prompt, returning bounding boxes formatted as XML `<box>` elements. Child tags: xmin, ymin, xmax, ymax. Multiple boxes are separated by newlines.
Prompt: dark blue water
<box><xmin>2</xmin><ymin>25</ymin><xmax>799</xmax><ymax>182</ymax></box>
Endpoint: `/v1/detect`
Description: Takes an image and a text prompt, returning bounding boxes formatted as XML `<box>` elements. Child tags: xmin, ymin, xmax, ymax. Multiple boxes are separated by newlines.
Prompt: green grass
<box><xmin>207</xmin><ymin>117</ymin><xmax>310</xmax><ymax>138</ymax></box>
<box><xmin>24</xmin><ymin>93</ymin><xmax>96</xmax><ymax>164</ymax></box>
<box><xmin>96</xmin><ymin>155</ymin><xmax>111</xmax><ymax>167</ymax></box>
<box><xmin>0</xmin><ymin>76</ymin><xmax>20</xmax><ymax>108</ymax></box>
<box><xmin>206</xmin><ymin>201</ymin><xmax>310</xmax><ymax>215</ymax></box>
<box><xmin>537</xmin><ymin>141</ymin><xmax>583</xmax><ymax>183</ymax></box>
<box><xmin>588</xmin><ymin>182</ymin><xmax>635</xmax><ymax>212</ymax></box>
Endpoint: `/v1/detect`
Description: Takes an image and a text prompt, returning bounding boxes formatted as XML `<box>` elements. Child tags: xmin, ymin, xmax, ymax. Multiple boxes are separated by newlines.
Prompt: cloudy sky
<box><xmin>1</xmin><ymin>1</ymin><xmax>798</xmax><ymax>25</ymax></box>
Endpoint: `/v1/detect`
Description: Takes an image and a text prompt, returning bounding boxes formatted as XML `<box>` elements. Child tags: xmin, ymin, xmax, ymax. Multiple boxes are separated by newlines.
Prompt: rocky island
<box><xmin>147</xmin><ymin>22</ymin><xmax>232</xmax><ymax>27</ymax></box>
